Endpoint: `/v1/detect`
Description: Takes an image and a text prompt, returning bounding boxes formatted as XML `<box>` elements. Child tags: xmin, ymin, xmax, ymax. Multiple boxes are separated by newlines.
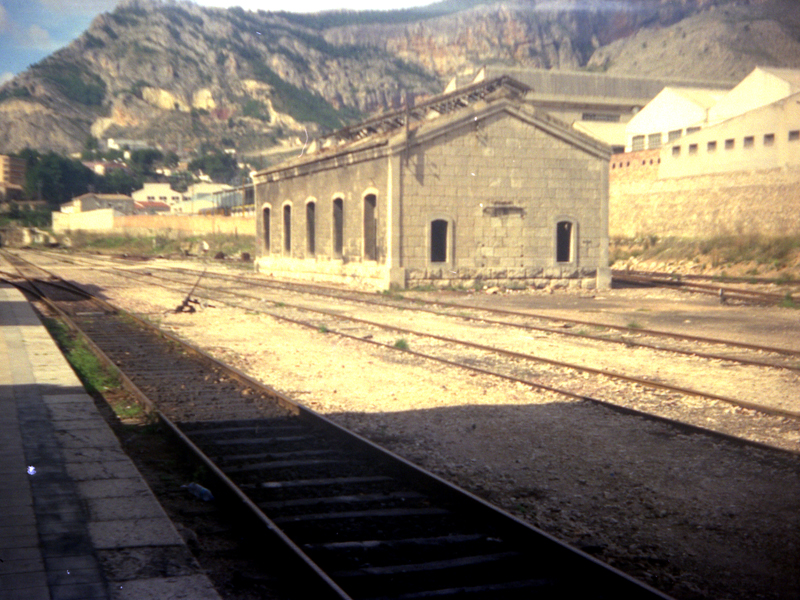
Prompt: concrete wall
<box><xmin>625</xmin><ymin>88</ymin><xmax>721</xmax><ymax>151</ymax></box>
<box><xmin>610</xmin><ymin>166</ymin><xmax>800</xmax><ymax>238</ymax></box>
<box><xmin>709</xmin><ymin>68</ymin><xmax>794</xmax><ymax>125</ymax></box>
<box><xmin>52</xmin><ymin>211</ymin><xmax>254</xmax><ymax>237</ymax></box>
<box><xmin>53</xmin><ymin>209</ymin><xmax>117</xmax><ymax>233</ymax></box>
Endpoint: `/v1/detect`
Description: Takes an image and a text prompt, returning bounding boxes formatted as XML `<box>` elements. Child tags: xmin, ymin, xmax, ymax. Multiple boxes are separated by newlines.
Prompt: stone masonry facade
<box><xmin>400</xmin><ymin>111</ymin><xmax>608</xmax><ymax>289</ymax></box>
<box><xmin>254</xmin><ymin>85</ymin><xmax>611</xmax><ymax>291</ymax></box>
<box><xmin>610</xmin><ymin>165</ymin><xmax>800</xmax><ymax>239</ymax></box>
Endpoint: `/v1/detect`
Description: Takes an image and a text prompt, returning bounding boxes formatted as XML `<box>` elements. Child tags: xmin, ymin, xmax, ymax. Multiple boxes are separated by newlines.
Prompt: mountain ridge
<box><xmin>0</xmin><ymin>0</ymin><xmax>798</xmax><ymax>158</ymax></box>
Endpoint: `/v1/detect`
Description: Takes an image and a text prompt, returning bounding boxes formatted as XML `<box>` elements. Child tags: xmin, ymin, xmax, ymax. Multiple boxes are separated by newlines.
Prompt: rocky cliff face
<box><xmin>322</xmin><ymin>0</ymin><xmax>708</xmax><ymax>75</ymax></box>
<box><xmin>0</xmin><ymin>0</ymin><xmax>797</xmax><ymax>157</ymax></box>
<box><xmin>587</xmin><ymin>0</ymin><xmax>800</xmax><ymax>80</ymax></box>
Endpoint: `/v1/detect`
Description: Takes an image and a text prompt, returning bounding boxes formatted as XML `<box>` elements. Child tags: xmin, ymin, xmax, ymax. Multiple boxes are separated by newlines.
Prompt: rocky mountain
<box><xmin>0</xmin><ymin>0</ymin><xmax>798</xmax><ymax>160</ymax></box>
<box><xmin>587</xmin><ymin>0</ymin><xmax>800</xmax><ymax>80</ymax></box>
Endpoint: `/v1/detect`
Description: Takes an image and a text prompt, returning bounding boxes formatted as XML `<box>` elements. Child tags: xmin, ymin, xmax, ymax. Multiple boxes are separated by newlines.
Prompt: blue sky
<box><xmin>0</xmin><ymin>0</ymin><xmax>432</xmax><ymax>84</ymax></box>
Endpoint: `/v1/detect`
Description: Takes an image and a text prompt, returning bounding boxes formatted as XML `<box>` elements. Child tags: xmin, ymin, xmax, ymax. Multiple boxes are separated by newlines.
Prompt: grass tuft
<box><xmin>44</xmin><ymin>319</ymin><xmax>120</xmax><ymax>394</ymax></box>
<box><xmin>393</xmin><ymin>338</ymin><xmax>410</xmax><ymax>351</ymax></box>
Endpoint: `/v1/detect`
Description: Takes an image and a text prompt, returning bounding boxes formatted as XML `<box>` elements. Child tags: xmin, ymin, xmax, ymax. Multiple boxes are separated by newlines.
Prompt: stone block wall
<box><xmin>254</xmin><ymin>153</ymin><xmax>393</xmax><ymax>289</ymax></box>
<box><xmin>400</xmin><ymin>111</ymin><xmax>607</xmax><ymax>288</ymax></box>
<box><xmin>610</xmin><ymin>166</ymin><xmax>800</xmax><ymax>238</ymax></box>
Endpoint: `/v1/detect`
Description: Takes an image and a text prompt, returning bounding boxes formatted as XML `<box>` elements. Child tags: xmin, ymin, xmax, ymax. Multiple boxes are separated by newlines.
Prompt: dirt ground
<box><xmin>18</xmin><ymin>251</ymin><xmax>800</xmax><ymax>600</ymax></box>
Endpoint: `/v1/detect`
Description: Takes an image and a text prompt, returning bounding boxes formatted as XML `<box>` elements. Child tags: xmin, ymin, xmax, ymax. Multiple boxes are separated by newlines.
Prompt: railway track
<box><xmin>612</xmin><ymin>269</ymin><xmax>797</xmax><ymax>305</ymax></box>
<box><xmin>24</xmin><ymin>249</ymin><xmax>800</xmax><ymax>370</ymax></box>
<box><xmin>8</xmin><ymin>249</ymin><xmax>800</xmax><ymax>448</ymax></box>
<box><xmin>2</xmin><ymin>253</ymin><xmax>675</xmax><ymax>599</ymax></box>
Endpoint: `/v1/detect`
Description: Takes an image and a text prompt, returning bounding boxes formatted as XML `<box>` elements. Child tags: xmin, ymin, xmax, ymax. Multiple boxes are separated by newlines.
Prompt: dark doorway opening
<box><xmin>363</xmin><ymin>194</ymin><xmax>377</xmax><ymax>260</ymax></box>
<box><xmin>262</xmin><ymin>207</ymin><xmax>270</xmax><ymax>253</ymax></box>
<box><xmin>283</xmin><ymin>204</ymin><xmax>292</xmax><ymax>254</ymax></box>
<box><xmin>306</xmin><ymin>202</ymin><xmax>316</xmax><ymax>256</ymax></box>
<box><xmin>431</xmin><ymin>219</ymin><xmax>448</xmax><ymax>263</ymax></box>
<box><xmin>557</xmin><ymin>220</ymin><xmax>572</xmax><ymax>263</ymax></box>
<box><xmin>333</xmin><ymin>198</ymin><xmax>343</xmax><ymax>258</ymax></box>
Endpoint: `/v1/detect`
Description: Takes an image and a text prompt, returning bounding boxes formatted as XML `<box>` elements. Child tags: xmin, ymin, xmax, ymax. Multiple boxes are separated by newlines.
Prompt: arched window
<box><xmin>556</xmin><ymin>220</ymin><xmax>574</xmax><ymax>263</ymax></box>
<box><xmin>306</xmin><ymin>201</ymin><xmax>316</xmax><ymax>256</ymax></box>
<box><xmin>431</xmin><ymin>219</ymin><xmax>448</xmax><ymax>263</ymax></box>
<box><xmin>262</xmin><ymin>206</ymin><xmax>271</xmax><ymax>254</ymax></box>
<box><xmin>283</xmin><ymin>204</ymin><xmax>292</xmax><ymax>255</ymax></box>
<box><xmin>332</xmin><ymin>197</ymin><xmax>344</xmax><ymax>258</ymax></box>
<box><xmin>363</xmin><ymin>193</ymin><xmax>377</xmax><ymax>260</ymax></box>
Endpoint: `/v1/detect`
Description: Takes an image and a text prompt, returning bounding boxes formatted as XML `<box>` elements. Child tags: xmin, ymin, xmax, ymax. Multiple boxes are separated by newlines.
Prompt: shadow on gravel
<box><xmin>328</xmin><ymin>401</ymin><xmax>800</xmax><ymax>600</ymax></box>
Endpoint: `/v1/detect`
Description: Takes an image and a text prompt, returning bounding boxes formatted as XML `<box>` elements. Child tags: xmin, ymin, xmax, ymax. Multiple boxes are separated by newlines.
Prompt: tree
<box><xmin>20</xmin><ymin>150</ymin><xmax>94</xmax><ymax>208</ymax></box>
<box><xmin>81</xmin><ymin>136</ymin><xmax>100</xmax><ymax>160</ymax></box>
<box><xmin>96</xmin><ymin>169</ymin><xmax>142</xmax><ymax>196</ymax></box>
<box><xmin>129</xmin><ymin>148</ymin><xmax>164</xmax><ymax>177</ymax></box>
<box><xmin>188</xmin><ymin>150</ymin><xmax>239</xmax><ymax>183</ymax></box>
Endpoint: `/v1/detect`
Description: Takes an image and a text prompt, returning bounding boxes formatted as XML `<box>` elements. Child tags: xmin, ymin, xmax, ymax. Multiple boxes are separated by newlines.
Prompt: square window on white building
<box><xmin>632</xmin><ymin>135</ymin><xmax>645</xmax><ymax>151</ymax></box>
<box><xmin>668</xmin><ymin>129</ymin><xmax>682</xmax><ymax>142</ymax></box>
<box><xmin>790</xmin><ymin>130</ymin><xmax>800</xmax><ymax>142</ymax></box>
<box><xmin>725</xmin><ymin>139</ymin><xmax>735</xmax><ymax>150</ymax></box>
<box><xmin>744</xmin><ymin>136</ymin><xmax>754</xmax><ymax>148</ymax></box>
<box><xmin>707</xmin><ymin>141</ymin><xmax>717</xmax><ymax>152</ymax></box>
<box><xmin>648</xmin><ymin>133</ymin><xmax>662</xmax><ymax>149</ymax></box>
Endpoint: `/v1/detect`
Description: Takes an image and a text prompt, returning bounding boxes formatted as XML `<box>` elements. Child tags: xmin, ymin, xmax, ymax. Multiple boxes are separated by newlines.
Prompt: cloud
<box><xmin>38</xmin><ymin>0</ymin><xmax>120</xmax><ymax>15</ymax></box>
<box><xmin>0</xmin><ymin>4</ymin><xmax>10</xmax><ymax>32</ymax></box>
<box><xmin>1</xmin><ymin>72</ymin><xmax>14</xmax><ymax>85</ymax></box>
<box><xmin>22</xmin><ymin>24</ymin><xmax>57</xmax><ymax>50</ymax></box>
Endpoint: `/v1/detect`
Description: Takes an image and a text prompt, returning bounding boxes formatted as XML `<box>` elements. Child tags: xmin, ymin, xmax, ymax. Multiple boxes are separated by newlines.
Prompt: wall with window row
<box><xmin>254</xmin><ymin>110</ymin><xmax>609</xmax><ymax>290</ymax></box>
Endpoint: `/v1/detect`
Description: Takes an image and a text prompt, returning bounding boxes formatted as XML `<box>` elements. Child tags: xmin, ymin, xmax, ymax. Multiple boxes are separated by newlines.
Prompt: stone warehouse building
<box><xmin>253</xmin><ymin>77</ymin><xmax>612</xmax><ymax>290</ymax></box>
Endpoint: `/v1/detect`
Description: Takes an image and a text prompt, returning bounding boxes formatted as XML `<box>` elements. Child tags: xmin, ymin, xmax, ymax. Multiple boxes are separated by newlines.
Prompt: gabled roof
<box><xmin>134</xmin><ymin>200</ymin><xmax>170</xmax><ymax>210</ymax></box>
<box><xmin>256</xmin><ymin>84</ymin><xmax>610</xmax><ymax>184</ymax></box>
<box><xmin>666</xmin><ymin>86</ymin><xmax>727</xmax><ymax>109</ymax></box>
<box><xmin>75</xmin><ymin>193</ymin><xmax>132</xmax><ymax>201</ymax></box>
<box><xmin>321</xmin><ymin>76</ymin><xmax>530</xmax><ymax>145</ymax></box>
<box><xmin>758</xmin><ymin>67</ymin><xmax>800</xmax><ymax>91</ymax></box>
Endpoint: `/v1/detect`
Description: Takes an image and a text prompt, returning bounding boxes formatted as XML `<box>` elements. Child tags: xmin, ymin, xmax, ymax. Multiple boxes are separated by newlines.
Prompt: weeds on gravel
<box><xmin>44</xmin><ymin>318</ymin><xmax>120</xmax><ymax>394</ymax></box>
<box><xmin>626</xmin><ymin>321</ymin><xmax>643</xmax><ymax>330</ymax></box>
<box><xmin>780</xmin><ymin>293</ymin><xmax>798</xmax><ymax>309</ymax></box>
<box><xmin>393</xmin><ymin>338</ymin><xmax>410</xmax><ymax>351</ymax></box>
<box><xmin>380</xmin><ymin>290</ymin><xmax>405</xmax><ymax>301</ymax></box>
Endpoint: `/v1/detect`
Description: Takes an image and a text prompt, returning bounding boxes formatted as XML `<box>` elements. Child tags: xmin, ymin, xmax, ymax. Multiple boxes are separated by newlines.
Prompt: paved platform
<box><xmin>0</xmin><ymin>282</ymin><xmax>221</xmax><ymax>600</ymax></box>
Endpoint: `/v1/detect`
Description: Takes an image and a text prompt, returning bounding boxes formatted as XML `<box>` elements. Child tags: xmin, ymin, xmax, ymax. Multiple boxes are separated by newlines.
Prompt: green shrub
<box><xmin>393</xmin><ymin>338</ymin><xmax>409</xmax><ymax>350</ymax></box>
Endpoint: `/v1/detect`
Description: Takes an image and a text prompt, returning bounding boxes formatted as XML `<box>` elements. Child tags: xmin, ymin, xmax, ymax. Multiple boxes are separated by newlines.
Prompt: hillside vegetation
<box><xmin>0</xmin><ymin>0</ymin><xmax>798</xmax><ymax>157</ymax></box>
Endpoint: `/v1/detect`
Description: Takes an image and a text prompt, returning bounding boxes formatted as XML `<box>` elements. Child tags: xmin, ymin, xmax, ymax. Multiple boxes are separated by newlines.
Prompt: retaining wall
<box><xmin>610</xmin><ymin>164</ymin><xmax>800</xmax><ymax>238</ymax></box>
<box><xmin>52</xmin><ymin>211</ymin><xmax>255</xmax><ymax>238</ymax></box>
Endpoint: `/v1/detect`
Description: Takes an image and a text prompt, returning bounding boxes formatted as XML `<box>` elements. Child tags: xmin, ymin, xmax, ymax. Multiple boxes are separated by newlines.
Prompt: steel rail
<box><xmin>3</xmin><ymin>252</ymin><xmax>676</xmax><ymax>600</ymax></box>
<box><xmin>146</xmin><ymin>263</ymin><xmax>800</xmax><ymax>360</ymax></box>
<box><xmin>64</xmin><ymin>262</ymin><xmax>800</xmax><ymax>441</ymax></box>
<box><xmin>615</xmin><ymin>268</ymin><xmax>800</xmax><ymax>287</ymax></box>
<box><xmin>7</xmin><ymin>250</ymin><xmax>800</xmax><ymax>424</ymax></box>
<box><xmin>612</xmin><ymin>270</ymin><xmax>795</xmax><ymax>304</ymax></box>
<box><xmin>18</xmin><ymin>249</ymin><xmax>800</xmax><ymax>359</ymax></box>
<box><xmin>133</xmin><ymin>266</ymin><xmax>800</xmax><ymax>374</ymax></box>
<box><xmin>88</xmin><ymin>265</ymin><xmax>800</xmax><ymax>423</ymax></box>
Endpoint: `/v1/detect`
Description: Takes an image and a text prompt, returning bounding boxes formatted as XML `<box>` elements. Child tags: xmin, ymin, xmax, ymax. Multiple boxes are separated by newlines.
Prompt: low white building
<box><xmin>623</xmin><ymin>66</ymin><xmax>800</xmax><ymax>165</ymax></box>
<box><xmin>131</xmin><ymin>183</ymin><xmax>186</xmax><ymax>208</ymax></box>
<box><xmin>660</xmin><ymin>91</ymin><xmax>800</xmax><ymax>178</ymax></box>
<box><xmin>625</xmin><ymin>87</ymin><xmax>726</xmax><ymax>152</ymax></box>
